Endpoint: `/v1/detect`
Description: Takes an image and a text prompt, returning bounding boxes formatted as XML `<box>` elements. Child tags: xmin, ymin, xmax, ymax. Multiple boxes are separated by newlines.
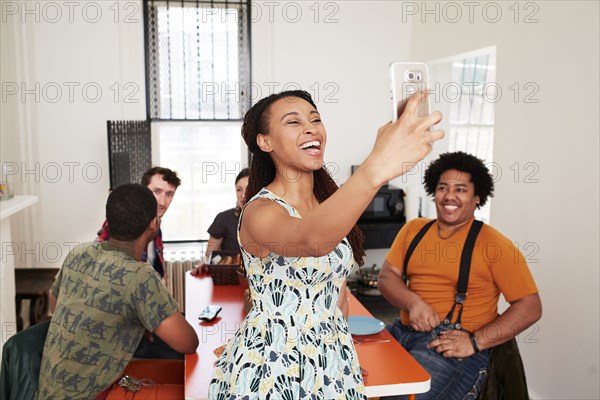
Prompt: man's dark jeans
<box><xmin>385</xmin><ymin>320</ymin><xmax>489</xmax><ymax>400</ymax></box>
<box><xmin>133</xmin><ymin>332</ymin><xmax>184</xmax><ymax>360</ymax></box>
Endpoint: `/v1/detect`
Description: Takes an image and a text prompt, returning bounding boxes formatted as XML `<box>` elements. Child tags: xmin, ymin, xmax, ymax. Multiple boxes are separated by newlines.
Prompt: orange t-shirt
<box><xmin>385</xmin><ymin>218</ymin><xmax>538</xmax><ymax>331</ymax></box>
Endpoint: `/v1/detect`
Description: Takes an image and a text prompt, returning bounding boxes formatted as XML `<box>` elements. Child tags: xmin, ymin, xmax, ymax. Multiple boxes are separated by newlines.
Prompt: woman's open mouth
<box><xmin>299</xmin><ymin>140</ymin><xmax>322</xmax><ymax>156</ymax></box>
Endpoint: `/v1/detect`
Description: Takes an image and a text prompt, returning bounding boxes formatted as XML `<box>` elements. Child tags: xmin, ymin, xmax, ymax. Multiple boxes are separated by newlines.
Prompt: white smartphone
<box><xmin>198</xmin><ymin>305</ymin><xmax>222</xmax><ymax>321</ymax></box>
<box><xmin>390</xmin><ymin>61</ymin><xmax>431</xmax><ymax>121</ymax></box>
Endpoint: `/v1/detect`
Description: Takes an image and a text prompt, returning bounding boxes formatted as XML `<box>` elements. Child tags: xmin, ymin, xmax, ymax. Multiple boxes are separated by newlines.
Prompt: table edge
<box><xmin>365</xmin><ymin>378</ymin><xmax>431</xmax><ymax>397</ymax></box>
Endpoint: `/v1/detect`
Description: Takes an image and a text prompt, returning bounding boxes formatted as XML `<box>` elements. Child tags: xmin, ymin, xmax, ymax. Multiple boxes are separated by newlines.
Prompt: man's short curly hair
<box><xmin>423</xmin><ymin>152</ymin><xmax>494</xmax><ymax>208</ymax></box>
<box><xmin>141</xmin><ymin>167</ymin><xmax>181</xmax><ymax>188</ymax></box>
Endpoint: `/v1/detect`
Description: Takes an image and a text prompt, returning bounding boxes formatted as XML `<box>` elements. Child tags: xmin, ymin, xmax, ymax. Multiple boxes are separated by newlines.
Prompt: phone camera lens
<box><xmin>407</xmin><ymin>72</ymin><xmax>415</xmax><ymax>80</ymax></box>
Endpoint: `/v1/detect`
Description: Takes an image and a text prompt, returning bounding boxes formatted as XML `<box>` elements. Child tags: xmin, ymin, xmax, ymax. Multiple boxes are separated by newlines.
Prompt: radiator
<box><xmin>163</xmin><ymin>248</ymin><xmax>204</xmax><ymax>312</ymax></box>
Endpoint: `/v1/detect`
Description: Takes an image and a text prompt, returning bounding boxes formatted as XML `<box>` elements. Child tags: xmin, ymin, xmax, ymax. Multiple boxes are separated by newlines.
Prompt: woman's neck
<box><xmin>268</xmin><ymin>168</ymin><xmax>318</xmax><ymax>211</ymax></box>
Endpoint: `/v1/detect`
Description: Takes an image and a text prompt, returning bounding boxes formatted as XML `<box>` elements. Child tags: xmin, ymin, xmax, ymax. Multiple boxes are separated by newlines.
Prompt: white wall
<box><xmin>1</xmin><ymin>1</ymin><xmax>146</xmax><ymax>268</ymax></box>
<box><xmin>408</xmin><ymin>2</ymin><xmax>600</xmax><ymax>398</ymax></box>
<box><xmin>252</xmin><ymin>1</ymin><xmax>414</xmax><ymax>177</ymax></box>
<box><xmin>2</xmin><ymin>1</ymin><xmax>599</xmax><ymax>398</ymax></box>
<box><xmin>251</xmin><ymin>0</ymin><xmax>415</xmax><ymax>271</ymax></box>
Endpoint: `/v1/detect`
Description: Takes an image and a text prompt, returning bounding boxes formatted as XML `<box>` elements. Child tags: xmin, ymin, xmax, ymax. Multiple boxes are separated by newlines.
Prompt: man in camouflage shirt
<box><xmin>37</xmin><ymin>184</ymin><xmax>198</xmax><ymax>399</ymax></box>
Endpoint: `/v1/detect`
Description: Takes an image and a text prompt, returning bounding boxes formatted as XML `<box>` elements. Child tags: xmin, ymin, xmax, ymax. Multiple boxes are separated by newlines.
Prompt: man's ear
<box><xmin>148</xmin><ymin>217</ymin><xmax>160</xmax><ymax>233</ymax></box>
<box><xmin>257</xmin><ymin>134</ymin><xmax>272</xmax><ymax>153</ymax></box>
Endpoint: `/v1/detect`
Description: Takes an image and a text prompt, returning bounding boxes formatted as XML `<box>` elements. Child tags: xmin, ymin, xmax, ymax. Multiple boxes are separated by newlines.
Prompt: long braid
<box><xmin>245</xmin><ymin>152</ymin><xmax>275</xmax><ymax>204</ymax></box>
<box><xmin>242</xmin><ymin>90</ymin><xmax>365</xmax><ymax>266</ymax></box>
<box><xmin>313</xmin><ymin>168</ymin><xmax>365</xmax><ymax>266</ymax></box>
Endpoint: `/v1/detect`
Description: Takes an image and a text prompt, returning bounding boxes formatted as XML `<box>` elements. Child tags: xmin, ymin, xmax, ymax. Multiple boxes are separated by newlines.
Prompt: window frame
<box><xmin>141</xmin><ymin>0</ymin><xmax>252</xmax><ymax>241</ymax></box>
<box><xmin>142</xmin><ymin>0</ymin><xmax>252</xmax><ymax>122</ymax></box>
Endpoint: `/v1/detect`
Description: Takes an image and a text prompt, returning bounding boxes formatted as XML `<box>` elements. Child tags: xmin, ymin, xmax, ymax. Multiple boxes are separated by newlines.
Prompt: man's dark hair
<box><xmin>423</xmin><ymin>151</ymin><xmax>495</xmax><ymax>208</ymax></box>
<box><xmin>141</xmin><ymin>166</ymin><xmax>181</xmax><ymax>188</ymax></box>
<box><xmin>106</xmin><ymin>184</ymin><xmax>157</xmax><ymax>241</ymax></box>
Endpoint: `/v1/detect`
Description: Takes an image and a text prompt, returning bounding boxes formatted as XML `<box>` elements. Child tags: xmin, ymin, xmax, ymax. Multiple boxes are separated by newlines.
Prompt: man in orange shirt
<box><xmin>379</xmin><ymin>152</ymin><xmax>542</xmax><ymax>400</ymax></box>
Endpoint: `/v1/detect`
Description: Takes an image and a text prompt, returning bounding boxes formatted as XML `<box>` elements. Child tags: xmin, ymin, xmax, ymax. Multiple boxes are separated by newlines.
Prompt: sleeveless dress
<box><xmin>208</xmin><ymin>188</ymin><xmax>367</xmax><ymax>399</ymax></box>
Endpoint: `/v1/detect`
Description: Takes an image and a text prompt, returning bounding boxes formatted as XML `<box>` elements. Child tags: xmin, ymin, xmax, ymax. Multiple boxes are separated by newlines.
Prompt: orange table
<box><xmin>185</xmin><ymin>272</ymin><xmax>430</xmax><ymax>399</ymax></box>
<box><xmin>348</xmin><ymin>295</ymin><xmax>430</xmax><ymax>397</ymax></box>
<box><xmin>184</xmin><ymin>272</ymin><xmax>246</xmax><ymax>399</ymax></box>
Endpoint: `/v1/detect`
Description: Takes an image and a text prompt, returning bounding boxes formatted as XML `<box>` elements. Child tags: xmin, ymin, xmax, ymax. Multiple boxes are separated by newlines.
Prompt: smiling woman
<box><xmin>205</xmin><ymin>89</ymin><xmax>443</xmax><ymax>399</ymax></box>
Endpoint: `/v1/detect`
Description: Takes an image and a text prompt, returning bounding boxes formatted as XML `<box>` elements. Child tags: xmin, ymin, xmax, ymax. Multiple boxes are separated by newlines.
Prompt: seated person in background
<box><xmin>191</xmin><ymin>168</ymin><xmax>248</xmax><ymax>276</ymax></box>
<box><xmin>378</xmin><ymin>152</ymin><xmax>542</xmax><ymax>400</ymax></box>
<box><xmin>206</xmin><ymin>168</ymin><xmax>249</xmax><ymax>254</ymax></box>
<box><xmin>97</xmin><ymin>166</ymin><xmax>181</xmax><ymax>278</ymax></box>
<box><xmin>36</xmin><ymin>184</ymin><xmax>198</xmax><ymax>399</ymax></box>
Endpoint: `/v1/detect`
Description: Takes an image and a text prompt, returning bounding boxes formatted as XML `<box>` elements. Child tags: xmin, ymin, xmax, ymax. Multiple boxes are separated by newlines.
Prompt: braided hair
<box><xmin>242</xmin><ymin>90</ymin><xmax>365</xmax><ymax>265</ymax></box>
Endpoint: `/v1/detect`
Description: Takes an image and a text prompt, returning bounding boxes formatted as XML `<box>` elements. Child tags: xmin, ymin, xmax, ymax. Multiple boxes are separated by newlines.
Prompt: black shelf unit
<box><xmin>358</xmin><ymin>220</ymin><xmax>405</xmax><ymax>250</ymax></box>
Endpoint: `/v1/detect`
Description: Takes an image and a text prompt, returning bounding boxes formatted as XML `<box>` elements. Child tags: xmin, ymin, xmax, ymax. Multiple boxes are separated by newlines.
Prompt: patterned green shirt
<box><xmin>36</xmin><ymin>242</ymin><xmax>180</xmax><ymax>399</ymax></box>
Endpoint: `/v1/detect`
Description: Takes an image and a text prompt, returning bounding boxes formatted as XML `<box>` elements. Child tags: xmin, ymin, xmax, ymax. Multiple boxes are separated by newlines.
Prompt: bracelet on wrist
<box><xmin>470</xmin><ymin>332</ymin><xmax>481</xmax><ymax>353</ymax></box>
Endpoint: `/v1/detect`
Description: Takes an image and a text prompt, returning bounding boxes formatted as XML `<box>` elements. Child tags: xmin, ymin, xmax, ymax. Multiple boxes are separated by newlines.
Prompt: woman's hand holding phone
<box><xmin>361</xmin><ymin>91</ymin><xmax>444</xmax><ymax>186</ymax></box>
<box><xmin>390</xmin><ymin>61</ymin><xmax>431</xmax><ymax>121</ymax></box>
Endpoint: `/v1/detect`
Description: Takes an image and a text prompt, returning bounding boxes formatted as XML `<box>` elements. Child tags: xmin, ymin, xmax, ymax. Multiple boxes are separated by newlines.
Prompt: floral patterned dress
<box><xmin>208</xmin><ymin>188</ymin><xmax>366</xmax><ymax>399</ymax></box>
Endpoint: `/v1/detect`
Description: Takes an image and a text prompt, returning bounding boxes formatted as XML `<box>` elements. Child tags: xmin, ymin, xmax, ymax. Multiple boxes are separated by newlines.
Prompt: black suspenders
<box><xmin>402</xmin><ymin>219</ymin><xmax>484</xmax><ymax>329</ymax></box>
<box><xmin>402</xmin><ymin>220</ymin><xmax>436</xmax><ymax>283</ymax></box>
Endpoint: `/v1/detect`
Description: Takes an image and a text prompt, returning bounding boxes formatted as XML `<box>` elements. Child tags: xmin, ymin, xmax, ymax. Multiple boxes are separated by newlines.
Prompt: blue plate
<box><xmin>347</xmin><ymin>316</ymin><xmax>385</xmax><ymax>335</ymax></box>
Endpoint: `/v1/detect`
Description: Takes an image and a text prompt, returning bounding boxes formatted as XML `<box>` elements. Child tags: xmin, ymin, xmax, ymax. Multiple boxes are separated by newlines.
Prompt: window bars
<box><xmin>145</xmin><ymin>0</ymin><xmax>251</xmax><ymax>120</ymax></box>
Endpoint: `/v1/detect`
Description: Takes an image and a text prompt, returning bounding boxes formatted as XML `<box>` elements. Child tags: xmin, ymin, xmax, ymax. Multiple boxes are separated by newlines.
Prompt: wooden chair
<box><xmin>14</xmin><ymin>268</ymin><xmax>58</xmax><ymax>332</ymax></box>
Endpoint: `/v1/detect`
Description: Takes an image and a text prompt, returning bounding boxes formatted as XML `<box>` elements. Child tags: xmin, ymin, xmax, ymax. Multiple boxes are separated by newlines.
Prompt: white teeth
<box><xmin>300</xmin><ymin>140</ymin><xmax>320</xmax><ymax>149</ymax></box>
<box><xmin>444</xmin><ymin>205</ymin><xmax>458</xmax><ymax>210</ymax></box>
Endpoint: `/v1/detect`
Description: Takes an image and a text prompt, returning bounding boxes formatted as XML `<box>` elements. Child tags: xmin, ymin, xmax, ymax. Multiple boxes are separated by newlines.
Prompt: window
<box><xmin>447</xmin><ymin>50</ymin><xmax>496</xmax><ymax>162</ymax></box>
<box><xmin>430</xmin><ymin>47</ymin><xmax>496</xmax><ymax>222</ymax></box>
<box><xmin>152</xmin><ymin>121</ymin><xmax>245</xmax><ymax>240</ymax></box>
<box><xmin>145</xmin><ymin>0</ymin><xmax>251</xmax><ymax>120</ymax></box>
<box><xmin>144</xmin><ymin>0</ymin><xmax>251</xmax><ymax>240</ymax></box>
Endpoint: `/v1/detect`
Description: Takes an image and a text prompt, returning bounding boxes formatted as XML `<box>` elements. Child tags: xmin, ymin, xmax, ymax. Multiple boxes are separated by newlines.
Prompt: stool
<box><xmin>15</xmin><ymin>268</ymin><xmax>59</xmax><ymax>331</ymax></box>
